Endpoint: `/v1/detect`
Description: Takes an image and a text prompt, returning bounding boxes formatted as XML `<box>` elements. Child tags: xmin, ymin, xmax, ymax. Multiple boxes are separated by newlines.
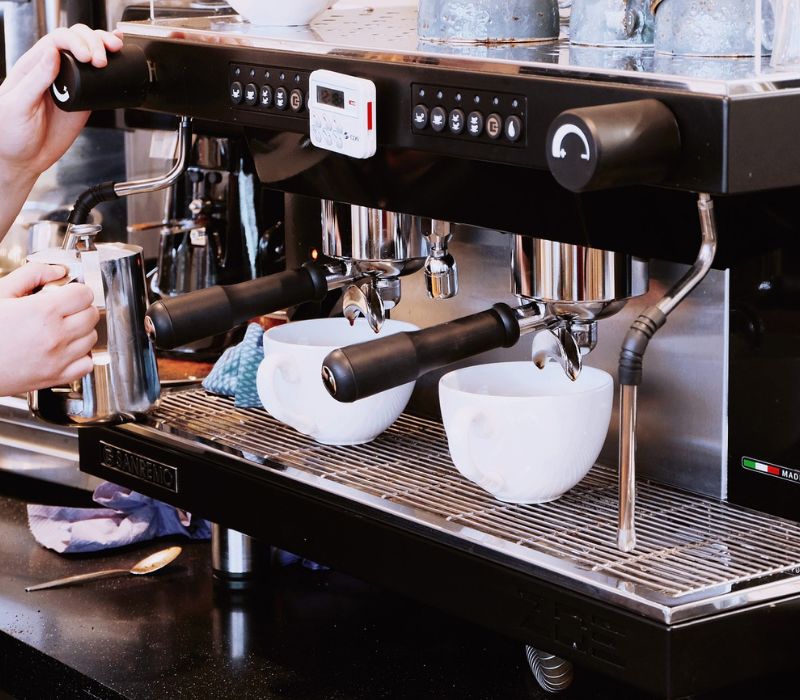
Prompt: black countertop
<box><xmin>0</xmin><ymin>485</ymin><xmax>797</xmax><ymax>700</ymax></box>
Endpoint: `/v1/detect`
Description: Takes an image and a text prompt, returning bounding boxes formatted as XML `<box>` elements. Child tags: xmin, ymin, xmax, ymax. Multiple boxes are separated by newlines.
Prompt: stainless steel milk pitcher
<box><xmin>27</xmin><ymin>224</ymin><xmax>160</xmax><ymax>425</ymax></box>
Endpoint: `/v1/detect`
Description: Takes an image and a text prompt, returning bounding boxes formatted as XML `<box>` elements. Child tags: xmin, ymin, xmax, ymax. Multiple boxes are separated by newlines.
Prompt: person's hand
<box><xmin>0</xmin><ymin>263</ymin><xmax>99</xmax><ymax>396</ymax></box>
<box><xmin>0</xmin><ymin>25</ymin><xmax>123</xmax><ymax>187</ymax></box>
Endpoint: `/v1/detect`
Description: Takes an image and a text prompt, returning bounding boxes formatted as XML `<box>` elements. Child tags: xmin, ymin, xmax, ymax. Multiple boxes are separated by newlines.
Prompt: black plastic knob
<box><xmin>546</xmin><ymin>99</ymin><xmax>681</xmax><ymax>192</ymax></box>
<box><xmin>51</xmin><ymin>45</ymin><xmax>150</xmax><ymax>112</ymax></box>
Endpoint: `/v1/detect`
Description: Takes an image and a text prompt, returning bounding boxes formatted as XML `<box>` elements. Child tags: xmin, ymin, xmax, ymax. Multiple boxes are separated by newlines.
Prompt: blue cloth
<box><xmin>27</xmin><ymin>482</ymin><xmax>211</xmax><ymax>554</ymax></box>
<box><xmin>202</xmin><ymin>323</ymin><xmax>264</xmax><ymax>408</ymax></box>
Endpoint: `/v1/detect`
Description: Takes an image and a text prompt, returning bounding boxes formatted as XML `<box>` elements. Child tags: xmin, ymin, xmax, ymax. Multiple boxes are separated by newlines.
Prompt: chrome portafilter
<box><xmin>145</xmin><ymin>201</ymin><xmax>460</xmax><ymax>349</ymax></box>
<box><xmin>321</xmin><ymin>235</ymin><xmax>649</xmax><ymax>403</ymax></box>
<box><xmin>513</xmin><ymin>236</ymin><xmax>648</xmax><ymax>378</ymax></box>
<box><xmin>321</xmin><ymin>201</ymin><xmax>458</xmax><ymax>333</ymax></box>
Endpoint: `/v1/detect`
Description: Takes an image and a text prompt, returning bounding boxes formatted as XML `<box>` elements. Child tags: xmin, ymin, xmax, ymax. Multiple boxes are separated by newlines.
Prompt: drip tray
<box><xmin>146</xmin><ymin>389</ymin><xmax>800</xmax><ymax>623</ymax></box>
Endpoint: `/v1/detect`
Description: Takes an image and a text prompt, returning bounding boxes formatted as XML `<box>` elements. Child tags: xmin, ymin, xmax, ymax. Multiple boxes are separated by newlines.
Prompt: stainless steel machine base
<box><xmin>134</xmin><ymin>389</ymin><xmax>800</xmax><ymax>624</ymax></box>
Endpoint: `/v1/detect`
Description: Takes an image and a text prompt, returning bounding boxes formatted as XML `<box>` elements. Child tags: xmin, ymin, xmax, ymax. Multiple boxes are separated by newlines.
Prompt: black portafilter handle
<box><xmin>51</xmin><ymin>45</ymin><xmax>150</xmax><ymax>112</ymax></box>
<box><xmin>146</xmin><ymin>264</ymin><xmax>330</xmax><ymax>349</ymax></box>
<box><xmin>322</xmin><ymin>303</ymin><xmax>522</xmax><ymax>403</ymax></box>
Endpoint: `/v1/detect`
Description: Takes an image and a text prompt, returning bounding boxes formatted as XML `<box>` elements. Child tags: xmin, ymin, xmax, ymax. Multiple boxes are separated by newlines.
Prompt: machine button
<box><xmin>448</xmin><ymin>108</ymin><xmax>465</xmax><ymax>135</ymax></box>
<box><xmin>230</xmin><ymin>81</ymin><xmax>243</xmax><ymax>105</ymax></box>
<box><xmin>505</xmin><ymin>115</ymin><xmax>523</xmax><ymax>142</ymax></box>
<box><xmin>412</xmin><ymin>104</ymin><xmax>429</xmax><ymax>129</ymax></box>
<box><xmin>290</xmin><ymin>88</ymin><xmax>304</xmax><ymax>112</ymax></box>
<box><xmin>275</xmin><ymin>86</ymin><xmax>288</xmax><ymax>110</ymax></box>
<box><xmin>486</xmin><ymin>113</ymin><xmax>503</xmax><ymax>140</ymax></box>
<box><xmin>467</xmin><ymin>111</ymin><xmax>484</xmax><ymax>137</ymax></box>
<box><xmin>261</xmin><ymin>85</ymin><xmax>273</xmax><ymax>108</ymax></box>
<box><xmin>430</xmin><ymin>106</ymin><xmax>447</xmax><ymax>133</ymax></box>
<box><xmin>244</xmin><ymin>83</ymin><xmax>258</xmax><ymax>106</ymax></box>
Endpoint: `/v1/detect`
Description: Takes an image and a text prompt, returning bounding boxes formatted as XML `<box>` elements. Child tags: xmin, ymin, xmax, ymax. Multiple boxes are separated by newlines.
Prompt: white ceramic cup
<box><xmin>439</xmin><ymin>362</ymin><xmax>613</xmax><ymax>504</ymax></box>
<box><xmin>257</xmin><ymin>318</ymin><xmax>418</xmax><ymax>445</ymax></box>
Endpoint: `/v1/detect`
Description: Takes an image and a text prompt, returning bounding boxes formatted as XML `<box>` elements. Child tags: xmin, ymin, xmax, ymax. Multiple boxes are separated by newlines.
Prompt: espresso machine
<box><xmin>52</xmin><ymin>4</ymin><xmax>800</xmax><ymax>697</ymax></box>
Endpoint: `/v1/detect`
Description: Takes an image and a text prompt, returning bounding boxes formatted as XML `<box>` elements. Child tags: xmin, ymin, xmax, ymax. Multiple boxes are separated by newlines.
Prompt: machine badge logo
<box><xmin>52</xmin><ymin>83</ymin><xmax>70</xmax><ymax>103</ymax></box>
<box><xmin>100</xmin><ymin>442</ymin><xmax>179</xmax><ymax>493</ymax></box>
<box><xmin>742</xmin><ymin>457</ymin><xmax>800</xmax><ymax>486</ymax></box>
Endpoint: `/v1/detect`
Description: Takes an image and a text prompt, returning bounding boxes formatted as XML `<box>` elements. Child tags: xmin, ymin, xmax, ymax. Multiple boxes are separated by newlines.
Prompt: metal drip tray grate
<box><xmin>148</xmin><ymin>389</ymin><xmax>800</xmax><ymax>622</ymax></box>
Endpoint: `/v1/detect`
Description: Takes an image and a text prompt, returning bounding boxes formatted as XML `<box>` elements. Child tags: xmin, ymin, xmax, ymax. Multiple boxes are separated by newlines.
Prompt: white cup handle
<box><xmin>448</xmin><ymin>408</ymin><xmax>505</xmax><ymax>495</ymax></box>
<box><xmin>258</xmin><ymin>356</ymin><xmax>318</xmax><ymax>437</ymax></box>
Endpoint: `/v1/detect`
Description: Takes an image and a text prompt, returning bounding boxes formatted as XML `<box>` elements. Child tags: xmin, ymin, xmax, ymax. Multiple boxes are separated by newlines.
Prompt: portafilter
<box><xmin>321</xmin><ymin>236</ymin><xmax>648</xmax><ymax>403</ymax></box>
<box><xmin>145</xmin><ymin>201</ymin><xmax>458</xmax><ymax>349</ymax></box>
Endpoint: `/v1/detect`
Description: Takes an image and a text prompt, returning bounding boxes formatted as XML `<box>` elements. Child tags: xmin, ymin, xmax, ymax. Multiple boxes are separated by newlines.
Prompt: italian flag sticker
<box><xmin>742</xmin><ymin>457</ymin><xmax>800</xmax><ymax>484</ymax></box>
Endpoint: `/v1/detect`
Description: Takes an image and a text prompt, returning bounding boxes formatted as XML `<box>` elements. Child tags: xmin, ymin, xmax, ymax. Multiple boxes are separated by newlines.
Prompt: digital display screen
<box><xmin>316</xmin><ymin>85</ymin><xmax>345</xmax><ymax>109</ymax></box>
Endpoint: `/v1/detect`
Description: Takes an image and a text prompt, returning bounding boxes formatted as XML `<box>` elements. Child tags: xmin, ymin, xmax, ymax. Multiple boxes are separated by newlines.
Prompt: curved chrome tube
<box><xmin>617</xmin><ymin>192</ymin><xmax>719</xmax><ymax>553</ymax></box>
<box><xmin>114</xmin><ymin>116</ymin><xmax>192</xmax><ymax>197</ymax></box>
<box><xmin>655</xmin><ymin>193</ymin><xmax>718</xmax><ymax>316</ymax></box>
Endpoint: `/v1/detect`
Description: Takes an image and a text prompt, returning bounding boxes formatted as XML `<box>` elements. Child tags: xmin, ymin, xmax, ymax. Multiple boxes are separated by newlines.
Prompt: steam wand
<box><xmin>617</xmin><ymin>193</ymin><xmax>718</xmax><ymax>552</ymax></box>
<box><xmin>66</xmin><ymin>116</ymin><xmax>192</xmax><ymax>227</ymax></box>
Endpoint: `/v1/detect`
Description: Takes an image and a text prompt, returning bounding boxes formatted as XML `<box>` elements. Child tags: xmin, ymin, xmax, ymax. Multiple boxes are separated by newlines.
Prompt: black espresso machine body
<box><xmin>69</xmin><ymin>7</ymin><xmax>800</xmax><ymax>698</ymax></box>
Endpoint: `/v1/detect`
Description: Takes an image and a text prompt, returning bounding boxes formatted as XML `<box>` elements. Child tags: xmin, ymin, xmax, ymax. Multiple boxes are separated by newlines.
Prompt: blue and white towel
<box><xmin>202</xmin><ymin>322</ymin><xmax>264</xmax><ymax>408</ymax></box>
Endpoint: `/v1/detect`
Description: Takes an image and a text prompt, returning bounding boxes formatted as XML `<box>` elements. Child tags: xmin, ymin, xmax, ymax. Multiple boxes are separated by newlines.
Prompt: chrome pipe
<box><xmin>114</xmin><ymin>116</ymin><xmax>192</xmax><ymax>197</ymax></box>
<box><xmin>618</xmin><ymin>384</ymin><xmax>638</xmax><ymax>552</ymax></box>
<box><xmin>656</xmin><ymin>193</ymin><xmax>718</xmax><ymax>316</ymax></box>
<box><xmin>617</xmin><ymin>192</ymin><xmax>718</xmax><ymax>552</ymax></box>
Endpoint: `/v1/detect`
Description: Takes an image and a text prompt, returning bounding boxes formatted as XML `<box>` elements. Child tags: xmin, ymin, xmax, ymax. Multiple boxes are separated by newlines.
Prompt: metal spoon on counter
<box><xmin>25</xmin><ymin>546</ymin><xmax>182</xmax><ymax>592</ymax></box>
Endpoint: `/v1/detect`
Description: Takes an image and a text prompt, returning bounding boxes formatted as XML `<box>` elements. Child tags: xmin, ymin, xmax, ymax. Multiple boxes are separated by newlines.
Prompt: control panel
<box><xmin>229</xmin><ymin>63</ymin><xmax>310</xmax><ymax>117</ymax></box>
<box><xmin>411</xmin><ymin>83</ymin><xmax>526</xmax><ymax>147</ymax></box>
<box><xmin>308</xmin><ymin>70</ymin><xmax>377</xmax><ymax>159</ymax></box>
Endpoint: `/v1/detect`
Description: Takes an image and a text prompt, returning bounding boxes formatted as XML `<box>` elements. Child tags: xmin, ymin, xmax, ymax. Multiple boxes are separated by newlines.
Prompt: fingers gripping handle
<box><xmin>146</xmin><ymin>265</ymin><xmax>329</xmax><ymax>349</ymax></box>
<box><xmin>51</xmin><ymin>46</ymin><xmax>150</xmax><ymax>112</ymax></box>
<box><xmin>322</xmin><ymin>303</ymin><xmax>521</xmax><ymax>403</ymax></box>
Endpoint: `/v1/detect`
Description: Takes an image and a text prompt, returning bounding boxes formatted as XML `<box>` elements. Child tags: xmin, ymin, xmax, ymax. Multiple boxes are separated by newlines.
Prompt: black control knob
<box><xmin>546</xmin><ymin>99</ymin><xmax>681</xmax><ymax>192</ymax></box>
<box><xmin>51</xmin><ymin>45</ymin><xmax>150</xmax><ymax>112</ymax></box>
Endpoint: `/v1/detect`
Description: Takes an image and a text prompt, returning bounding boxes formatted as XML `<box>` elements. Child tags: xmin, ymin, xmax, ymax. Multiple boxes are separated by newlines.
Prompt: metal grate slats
<box><xmin>150</xmin><ymin>390</ymin><xmax>800</xmax><ymax>600</ymax></box>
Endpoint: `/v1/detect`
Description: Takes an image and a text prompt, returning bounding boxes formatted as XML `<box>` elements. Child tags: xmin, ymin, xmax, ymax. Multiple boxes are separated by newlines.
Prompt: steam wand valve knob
<box><xmin>546</xmin><ymin>99</ymin><xmax>681</xmax><ymax>192</ymax></box>
<box><xmin>424</xmin><ymin>220</ymin><xmax>458</xmax><ymax>300</ymax></box>
<box><xmin>51</xmin><ymin>45</ymin><xmax>150</xmax><ymax>112</ymax></box>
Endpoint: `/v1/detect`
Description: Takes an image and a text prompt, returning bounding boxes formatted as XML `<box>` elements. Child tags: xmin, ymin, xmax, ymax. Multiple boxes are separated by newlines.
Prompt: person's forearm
<box><xmin>0</xmin><ymin>169</ymin><xmax>38</xmax><ymax>242</ymax></box>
